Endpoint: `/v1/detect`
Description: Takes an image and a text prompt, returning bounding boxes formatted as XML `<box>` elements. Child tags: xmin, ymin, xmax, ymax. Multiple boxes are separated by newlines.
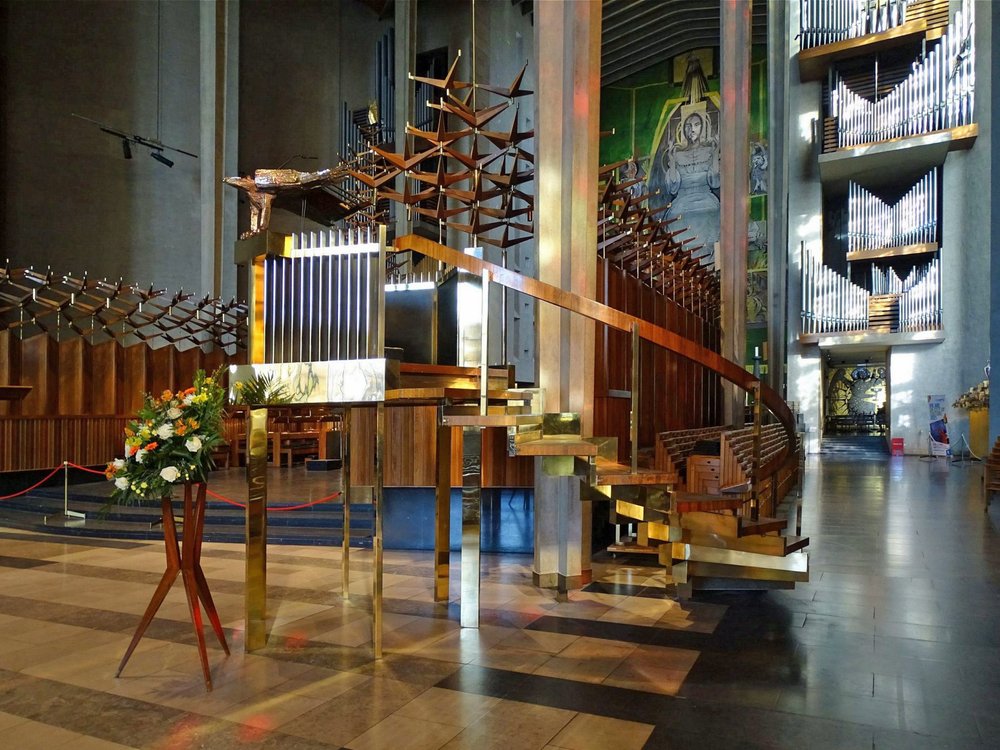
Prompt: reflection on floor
<box><xmin>0</xmin><ymin>455</ymin><xmax>998</xmax><ymax>748</ymax></box>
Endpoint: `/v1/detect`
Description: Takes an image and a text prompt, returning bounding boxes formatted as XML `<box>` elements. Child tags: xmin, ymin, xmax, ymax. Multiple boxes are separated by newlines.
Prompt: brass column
<box><xmin>372</xmin><ymin>402</ymin><xmax>385</xmax><ymax>657</ymax></box>
<box><xmin>245</xmin><ymin>407</ymin><xmax>268</xmax><ymax>650</ymax></box>
<box><xmin>460</xmin><ymin>425</ymin><xmax>482</xmax><ymax>628</ymax></box>
<box><xmin>434</xmin><ymin>416</ymin><xmax>452</xmax><ymax>602</ymax></box>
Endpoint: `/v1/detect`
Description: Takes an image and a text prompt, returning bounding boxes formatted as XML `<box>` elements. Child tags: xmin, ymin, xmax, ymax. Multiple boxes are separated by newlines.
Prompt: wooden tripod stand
<box><xmin>116</xmin><ymin>482</ymin><xmax>230</xmax><ymax>690</ymax></box>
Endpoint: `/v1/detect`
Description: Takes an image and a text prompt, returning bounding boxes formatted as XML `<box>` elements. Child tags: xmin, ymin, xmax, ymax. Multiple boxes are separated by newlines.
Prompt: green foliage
<box><xmin>230</xmin><ymin>372</ymin><xmax>293</xmax><ymax>405</ymax></box>
<box><xmin>105</xmin><ymin>368</ymin><xmax>226</xmax><ymax>506</ymax></box>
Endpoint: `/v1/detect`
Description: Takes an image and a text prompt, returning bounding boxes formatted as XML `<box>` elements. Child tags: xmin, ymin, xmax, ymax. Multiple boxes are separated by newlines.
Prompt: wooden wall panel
<box><xmin>18</xmin><ymin>336</ymin><xmax>58</xmax><ymax>416</ymax></box>
<box><xmin>57</xmin><ymin>338</ymin><xmax>88</xmax><ymax>414</ymax></box>
<box><xmin>593</xmin><ymin>259</ymin><xmax>722</xmax><ymax>458</ymax></box>
<box><xmin>146</xmin><ymin>347</ymin><xmax>176</xmax><ymax>398</ymax></box>
<box><xmin>90</xmin><ymin>342</ymin><xmax>122</xmax><ymax>414</ymax></box>
<box><xmin>123</xmin><ymin>345</ymin><xmax>148</xmax><ymax>414</ymax></box>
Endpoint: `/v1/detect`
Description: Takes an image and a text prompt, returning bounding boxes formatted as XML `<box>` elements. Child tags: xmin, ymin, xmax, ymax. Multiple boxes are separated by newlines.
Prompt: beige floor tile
<box><xmin>547</xmin><ymin>713</ymin><xmax>653</xmax><ymax>750</ymax></box>
<box><xmin>0</xmin><ymin>710</ymin><xmax>29</xmax><ymax>732</ymax></box>
<box><xmin>345</xmin><ymin>712</ymin><xmax>463</xmax><ymax>750</ymax></box>
<box><xmin>473</xmin><ymin>645</ymin><xmax>554</xmax><ymax>673</ymax></box>
<box><xmin>440</xmin><ymin>699</ymin><xmax>576</xmax><ymax>750</ymax></box>
<box><xmin>393</xmin><ymin>686</ymin><xmax>500</xmax><ymax>728</ymax></box>
<box><xmin>0</xmin><ymin>717</ymin><xmax>101</xmax><ymax>750</ymax></box>
<box><xmin>601</xmin><ymin>661</ymin><xmax>689</xmax><ymax>695</ymax></box>
<box><xmin>496</xmin><ymin>628</ymin><xmax>579</xmax><ymax>654</ymax></box>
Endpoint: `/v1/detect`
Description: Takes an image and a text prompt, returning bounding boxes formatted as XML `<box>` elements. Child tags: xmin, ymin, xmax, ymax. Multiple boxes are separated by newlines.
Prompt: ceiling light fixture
<box><xmin>150</xmin><ymin>151</ymin><xmax>174</xmax><ymax>168</ymax></box>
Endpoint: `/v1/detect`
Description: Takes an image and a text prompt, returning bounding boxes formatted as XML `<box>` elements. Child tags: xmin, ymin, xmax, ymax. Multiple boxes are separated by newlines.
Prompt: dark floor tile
<box><xmin>526</xmin><ymin>614</ymin><xmax>710</xmax><ymax>650</ymax></box>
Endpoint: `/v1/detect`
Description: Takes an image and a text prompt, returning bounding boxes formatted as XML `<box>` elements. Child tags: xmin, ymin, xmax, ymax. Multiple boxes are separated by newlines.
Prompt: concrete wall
<box><xmin>784</xmin><ymin>1</ymin><xmax>992</xmax><ymax>454</ymax></box>
<box><xmin>892</xmin><ymin>1</ymin><xmax>991</xmax><ymax>456</ymax></box>
<box><xmin>1</xmin><ymin>0</ymin><xmax>208</xmax><ymax>294</ymax></box>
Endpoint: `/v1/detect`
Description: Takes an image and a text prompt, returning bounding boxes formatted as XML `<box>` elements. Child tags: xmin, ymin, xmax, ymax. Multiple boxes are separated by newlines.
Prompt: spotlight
<box><xmin>150</xmin><ymin>150</ymin><xmax>174</xmax><ymax>168</ymax></box>
<box><xmin>121</xmin><ymin>139</ymin><xmax>133</xmax><ymax>159</ymax></box>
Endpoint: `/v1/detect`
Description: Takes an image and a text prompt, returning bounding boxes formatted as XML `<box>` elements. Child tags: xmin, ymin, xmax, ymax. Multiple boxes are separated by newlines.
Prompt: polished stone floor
<box><xmin>0</xmin><ymin>455</ymin><xmax>997</xmax><ymax>749</ymax></box>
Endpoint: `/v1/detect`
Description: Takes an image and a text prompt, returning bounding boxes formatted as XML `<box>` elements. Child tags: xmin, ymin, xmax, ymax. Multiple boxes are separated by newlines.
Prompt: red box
<box><xmin>890</xmin><ymin>438</ymin><xmax>904</xmax><ymax>456</ymax></box>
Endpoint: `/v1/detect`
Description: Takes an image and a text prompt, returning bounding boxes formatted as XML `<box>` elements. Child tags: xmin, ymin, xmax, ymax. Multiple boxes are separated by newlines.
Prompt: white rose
<box><xmin>135</xmin><ymin>449</ymin><xmax>148</xmax><ymax>464</ymax></box>
<box><xmin>159</xmin><ymin>466</ymin><xmax>180</xmax><ymax>483</ymax></box>
<box><xmin>113</xmin><ymin>458</ymin><xmax>125</xmax><ymax>470</ymax></box>
<box><xmin>114</xmin><ymin>477</ymin><xmax>129</xmax><ymax>490</ymax></box>
<box><xmin>183</xmin><ymin>394</ymin><xmax>194</xmax><ymax>406</ymax></box>
<box><xmin>185</xmin><ymin>436</ymin><xmax>203</xmax><ymax>453</ymax></box>
<box><xmin>166</xmin><ymin>407</ymin><xmax>182</xmax><ymax>420</ymax></box>
<box><xmin>157</xmin><ymin>423</ymin><xmax>174</xmax><ymax>439</ymax></box>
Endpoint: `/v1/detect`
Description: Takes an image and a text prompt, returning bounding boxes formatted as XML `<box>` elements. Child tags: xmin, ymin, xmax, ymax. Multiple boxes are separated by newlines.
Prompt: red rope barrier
<box><xmin>205</xmin><ymin>487</ymin><xmax>342</xmax><ymax>511</ymax></box>
<box><xmin>65</xmin><ymin>462</ymin><xmax>110</xmax><ymax>476</ymax></box>
<box><xmin>4</xmin><ymin>462</ymin><xmax>342</xmax><ymax>512</ymax></box>
<box><xmin>0</xmin><ymin>465</ymin><xmax>64</xmax><ymax>501</ymax></box>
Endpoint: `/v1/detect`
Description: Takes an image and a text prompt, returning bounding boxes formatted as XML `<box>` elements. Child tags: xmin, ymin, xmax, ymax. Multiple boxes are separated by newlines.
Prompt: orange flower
<box><xmin>104</xmin><ymin>462</ymin><xmax>116</xmax><ymax>479</ymax></box>
<box><xmin>124</xmin><ymin>428</ymin><xmax>134</xmax><ymax>438</ymax></box>
<box><xmin>175</xmin><ymin>424</ymin><xmax>188</xmax><ymax>436</ymax></box>
<box><xmin>184</xmin><ymin>387</ymin><xmax>197</xmax><ymax>396</ymax></box>
<box><xmin>127</xmin><ymin>444</ymin><xmax>138</xmax><ymax>457</ymax></box>
<box><xmin>188</xmin><ymin>418</ymin><xmax>200</xmax><ymax>430</ymax></box>
<box><xmin>145</xmin><ymin>442</ymin><xmax>159</xmax><ymax>451</ymax></box>
<box><xmin>161</xmin><ymin>390</ymin><xmax>173</xmax><ymax>401</ymax></box>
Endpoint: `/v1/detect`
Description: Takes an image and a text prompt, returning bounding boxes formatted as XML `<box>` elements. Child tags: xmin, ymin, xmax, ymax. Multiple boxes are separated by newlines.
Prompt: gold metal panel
<box><xmin>434</xmin><ymin>420</ymin><xmax>452</xmax><ymax>602</ymax></box>
<box><xmin>460</xmin><ymin>426</ymin><xmax>482</xmax><ymax>628</ymax></box>
<box><xmin>250</xmin><ymin>257</ymin><xmax>267</xmax><ymax>364</ymax></box>
<box><xmin>245</xmin><ymin>408</ymin><xmax>268</xmax><ymax>650</ymax></box>
<box><xmin>542</xmin><ymin>455</ymin><xmax>576</xmax><ymax>476</ymax></box>
<box><xmin>542</xmin><ymin>412</ymin><xmax>582</xmax><ymax>436</ymax></box>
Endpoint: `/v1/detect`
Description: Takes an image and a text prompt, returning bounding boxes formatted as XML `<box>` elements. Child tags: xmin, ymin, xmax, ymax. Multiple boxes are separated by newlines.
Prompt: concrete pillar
<box><xmin>532</xmin><ymin>0</ymin><xmax>601</xmax><ymax>590</ymax></box>
<box><xmin>199</xmin><ymin>0</ymin><xmax>239</xmax><ymax>299</ymax></box>
<box><xmin>394</xmin><ymin>0</ymin><xmax>415</xmax><ymax>243</ymax></box>
<box><xmin>767</xmin><ymin>0</ymin><xmax>789</xmax><ymax>397</ymax></box>
<box><xmin>719</xmin><ymin>0</ymin><xmax>752</xmax><ymax>423</ymax></box>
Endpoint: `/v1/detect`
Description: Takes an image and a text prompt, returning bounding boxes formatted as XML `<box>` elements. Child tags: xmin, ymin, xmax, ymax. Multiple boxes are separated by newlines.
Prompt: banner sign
<box><xmin>927</xmin><ymin>395</ymin><xmax>951</xmax><ymax>457</ymax></box>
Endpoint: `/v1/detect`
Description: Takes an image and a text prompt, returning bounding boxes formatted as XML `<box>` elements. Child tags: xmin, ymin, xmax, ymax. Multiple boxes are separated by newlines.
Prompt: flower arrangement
<box><xmin>105</xmin><ymin>369</ymin><xmax>226</xmax><ymax>505</ymax></box>
<box><xmin>953</xmin><ymin>380</ymin><xmax>989</xmax><ymax>411</ymax></box>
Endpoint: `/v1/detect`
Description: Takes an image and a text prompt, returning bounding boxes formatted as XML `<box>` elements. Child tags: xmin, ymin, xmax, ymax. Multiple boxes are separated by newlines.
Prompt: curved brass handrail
<box><xmin>394</xmin><ymin>235</ymin><xmax>796</xmax><ymax>474</ymax></box>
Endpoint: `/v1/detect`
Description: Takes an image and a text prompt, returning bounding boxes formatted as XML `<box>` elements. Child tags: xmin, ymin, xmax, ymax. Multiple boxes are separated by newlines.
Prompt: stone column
<box><xmin>200</xmin><ymin>0</ymin><xmax>239</xmax><ymax>299</ymax></box>
<box><xmin>720</xmin><ymin>0</ymin><xmax>752</xmax><ymax>424</ymax></box>
<box><xmin>533</xmin><ymin>0</ymin><xmax>601</xmax><ymax>590</ymax></box>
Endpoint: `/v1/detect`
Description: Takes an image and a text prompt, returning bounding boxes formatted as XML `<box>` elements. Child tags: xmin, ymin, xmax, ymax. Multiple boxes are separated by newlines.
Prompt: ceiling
<box><xmin>602</xmin><ymin>0</ymin><xmax>769</xmax><ymax>86</ymax></box>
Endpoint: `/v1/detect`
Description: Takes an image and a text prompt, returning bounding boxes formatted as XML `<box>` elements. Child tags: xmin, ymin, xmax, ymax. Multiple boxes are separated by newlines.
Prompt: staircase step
<box><xmin>513</xmin><ymin>436</ymin><xmax>599</xmax><ymax>457</ymax></box>
<box><xmin>674</xmin><ymin>529</ymin><xmax>809</xmax><ymax>557</ymax></box>
<box><xmin>672</xmin><ymin>492</ymin><xmax>743</xmax><ymax>513</ymax></box>
<box><xmin>675</xmin><ymin>510</ymin><xmax>787</xmax><ymax>538</ymax></box>
<box><xmin>594</xmin><ymin>458</ymin><xmax>676</xmax><ymax>486</ymax></box>
<box><xmin>737</xmin><ymin>515</ymin><xmax>787</xmax><ymax>536</ymax></box>
<box><xmin>671</xmin><ymin>548</ymin><xmax>809</xmax><ymax>583</ymax></box>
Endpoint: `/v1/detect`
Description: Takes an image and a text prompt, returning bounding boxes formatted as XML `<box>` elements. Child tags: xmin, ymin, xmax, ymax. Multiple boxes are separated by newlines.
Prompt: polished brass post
<box><xmin>372</xmin><ymin>402</ymin><xmax>385</xmax><ymax>657</ymax></box>
<box><xmin>341</xmin><ymin>408</ymin><xmax>351</xmax><ymax>599</ymax></box>
<box><xmin>245</xmin><ymin>407</ymin><xmax>268</xmax><ymax>650</ymax></box>
<box><xmin>434</xmin><ymin>413</ymin><xmax>452</xmax><ymax>602</ymax></box>
<box><xmin>460</xmin><ymin>425</ymin><xmax>482</xmax><ymax>628</ymax></box>
<box><xmin>630</xmin><ymin>322</ymin><xmax>640</xmax><ymax>474</ymax></box>
<box><xmin>750</xmin><ymin>381</ymin><xmax>762</xmax><ymax>522</ymax></box>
